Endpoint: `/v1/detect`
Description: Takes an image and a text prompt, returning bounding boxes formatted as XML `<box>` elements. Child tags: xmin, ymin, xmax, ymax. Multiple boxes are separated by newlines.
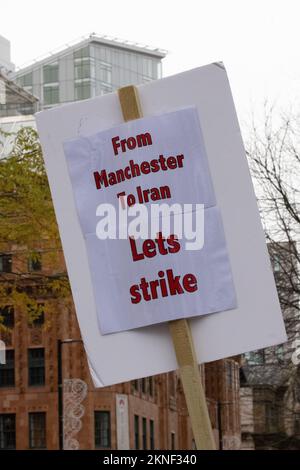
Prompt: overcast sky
<box><xmin>2</xmin><ymin>0</ymin><xmax>300</xmax><ymax>119</ymax></box>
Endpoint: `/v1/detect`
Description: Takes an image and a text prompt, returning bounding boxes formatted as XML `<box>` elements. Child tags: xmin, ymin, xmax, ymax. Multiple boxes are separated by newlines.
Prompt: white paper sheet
<box><xmin>84</xmin><ymin>207</ymin><xmax>236</xmax><ymax>333</ymax></box>
<box><xmin>63</xmin><ymin>107</ymin><xmax>216</xmax><ymax>234</ymax></box>
<box><xmin>63</xmin><ymin>107</ymin><xmax>236</xmax><ymax>333</ymax></box>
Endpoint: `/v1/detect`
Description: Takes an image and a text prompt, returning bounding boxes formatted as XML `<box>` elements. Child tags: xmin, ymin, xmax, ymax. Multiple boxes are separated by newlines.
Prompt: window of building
<box><xmin>75</xmin><ymin>61</ymin><xmax>91</xmax><ymax>80</ymax></box>
<box><xmin>94</xmin><ymin>411</ymin><xmax>110</xmax><ymax>448</ymax></box>
<box><xmin>28</xmin><ymin>253</ymin><xmax>42</xmax><ymax>272</ymax></box>
<box><xmin>142</xmin><ymin>417</ymin><xmax>147</xmax><ymax>450</ymax></box>
<box><xmin>171</xmin><ymin>432</ymin><xmax>175</xmax><ymax>450</ymax></box>
<box><xmin>132</xmin><ymin>379</ymin><xmax>139</xmax><ymax>393</ymax></box>
<box><xmin>43</xmin><ymin>63</ymin><xmax>59</xmax><ymax>84</ymax></box>
<box><xmin>28</xmin><ymin>348</ymin><xmax>45</xmax><ymax>386</ymax></box>
<box><xmin>0</xmin><ymin>414</ymin><xmax>16</xmax><ymax>449</ymax></box>
<box><xmin>17</xmin><ymin>72</ymin><xmax>33</xmax><ymax>88</ymax></box>
<box><xmin>168</xmin><ymin>372</ymin><xmax>176</xmax><ymax>397</ymax></box>
<box><xmin>0</xmin><ymin>350</ymin><xmax>15</xmax><ymax>388</ymax></box>
<box><xmin>0</xmin><ymin>306</ymin><xmax>14</xmax><ymax>328</ymax></box>
<box><xmin>272</xmin><ymin>253</ymin><xmax>282</xmax><ymax>273</ymax></box>
<box><xmin>149</xmin><ymin>377</ymin><xmax>154</xmax><ymax>397</ymax></box>
<box><xmin>245</xmin><ymin>350</ymin><xmax>265</xmax><ymax>365</ymax></box>
<box><xmin>74</xmin><ymin>81</ymin><xmax>91</xmax><ymax>101</ymax></box>
<box><xmin>134</xmin><ymin>415</ymin><xmax>139</xmax><ymax>450</ymax></box>
<box><xmin>32</xmin><ymin>311</ymin><xmax>45</xmax><ymax>327</ymax></box>
<box><xmin>98</xmin><ymin>61</ymin><xmax>112</xmax><ymax>85</ymax></box>
<box><xmin>29</xmin><ymin>412</ymin><xmax>46</xmax><ymax>449</ymax></box>
<box><xmin>74</xmin><ymin>58</ymin><xmax>92</xmax><ymax>81</ymax></box>
<box><xmin>142</xmin><ymin>58</ymin><xmax>153</xmax><ymax>79</ymax></box>
<box><xmin>275</xmin><ymin>344</ymin><xmax>284</xmax><ymax>362</ymax></box>
<box><xmin>28</xmin><ymin>304</ymin><xmax>45</xmax><ymax>328</ymax></box>
<box><xmin>74</xmin><ymin>46</ymin><xmax>90</xmax><ymax>60</ymax></box>
<box><xmin>141</xmin><ymin>377</ymin><xmax>147</xmax><ymax>394</ymax></box>
<box><xmin>266</xmin><ymin>404</ymin><xmax>278</xmax><ymax>433</ymax></box>
<box><xmin>150</xmin><ymin>419</ymin><xmax>155</xmax><ymax>450</ymax></box>
<box><xmin>43</xmin><ymin>85</ymin><xmax>59</xmax><ymax>106</ymax></box>
<box><xmin>226</xmin><ymin>363</ymin><xmax>233</xmax><ymax>386</ymax></box>
<box><xmin>0</xmin><ymin>254</ymin><xmax>12</xmax><ymax>273</ymax></box>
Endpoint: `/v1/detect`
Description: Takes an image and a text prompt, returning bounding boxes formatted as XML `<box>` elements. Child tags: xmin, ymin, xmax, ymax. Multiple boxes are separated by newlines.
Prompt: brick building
<box><xmin>0</xmin><ymin>248</ymin><xmax>241</xmax><ymax>450</ymax></box>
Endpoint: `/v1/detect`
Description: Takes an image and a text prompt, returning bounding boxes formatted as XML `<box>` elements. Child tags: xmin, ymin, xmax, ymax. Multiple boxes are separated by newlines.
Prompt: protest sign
<box><xmin>36</xmin><ymin>63</ymin><xmax>287</xmax><ymax>389</ymax></box>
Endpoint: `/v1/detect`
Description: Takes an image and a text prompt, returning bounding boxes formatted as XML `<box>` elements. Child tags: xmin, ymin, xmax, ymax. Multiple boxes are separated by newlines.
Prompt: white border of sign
<box><xmin>36</xmin><ymin>63</ymin><xmax>287</xmax><ymax>387</ymax></box>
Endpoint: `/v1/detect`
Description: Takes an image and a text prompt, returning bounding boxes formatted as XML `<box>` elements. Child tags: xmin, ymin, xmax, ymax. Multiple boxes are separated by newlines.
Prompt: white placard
<box><xmin>36</xmin><ymin>63</ymin><xmax>287</xmax><ymax>387</ymax></box>
<box><xmin>63</xmin><ymin>107</ymin><xmax>236</xmax><ymax>333</ymax></box>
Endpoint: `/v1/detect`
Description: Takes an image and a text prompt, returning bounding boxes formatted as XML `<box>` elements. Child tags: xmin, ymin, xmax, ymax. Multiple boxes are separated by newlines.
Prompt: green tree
<box><xmin>0</xmin><ymin>127</ymin><xmax>70</xmax><ymax>330</ymax></box>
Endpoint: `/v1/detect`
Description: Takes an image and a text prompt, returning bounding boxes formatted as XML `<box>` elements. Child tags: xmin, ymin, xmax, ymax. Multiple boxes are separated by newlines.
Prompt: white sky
<box><xmin>2</xmin><ymin>0</ymin><xmax>300</xmax><ymax>120</ymax></box>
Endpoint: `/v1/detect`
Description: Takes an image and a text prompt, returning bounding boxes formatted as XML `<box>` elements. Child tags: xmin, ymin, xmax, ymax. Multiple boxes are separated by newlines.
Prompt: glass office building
<box><xmin>13</xmin><ymin>34</ymin><xmax>166</xmax><ymax>109</ymax></box>
<box><xmin>0</xmin><ymin>72</ymin><xmax>39</xmax><ymax>118</ymax></box>
<box><xmin>0</xmin><ymin>72</ymin><xmax>39</xmax><ymax>158</ymax></box>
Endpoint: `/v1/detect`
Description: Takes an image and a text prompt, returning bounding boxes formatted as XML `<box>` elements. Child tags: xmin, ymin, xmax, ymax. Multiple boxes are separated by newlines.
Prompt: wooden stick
<box><xmin>169</xmin><ymin>319</ymin><xmax>216</xmax><ymax>450</ymax></box>
<box><xmin>117</xmin><ymin>85</ymin><xmax>216</xmax><ymax>450</ymax></box>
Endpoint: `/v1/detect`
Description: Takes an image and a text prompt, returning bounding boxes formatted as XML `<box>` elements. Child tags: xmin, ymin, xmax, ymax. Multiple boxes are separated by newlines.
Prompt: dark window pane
<box><xmin>149</xmin><ymin>377</ymin><xmax>153</xmax><ymax>397</ymax></box>
<box><xmin>168</xmin><ymin>372</ymin><xmax>176</xmax><ymax>396</ymax></box>
<box><xmin>43</xmin><ymin>85</ymin><xmax>59</xmax><ymax>105</ymax></box>
<box><xmin>28</xmin><ymin>254</ymin><xmax>42</xmax><ymax>272</ymax></box>
<box><xmin>245</xmin><ymin>350</ymin><xmax>265</xmax><ymax>365</ymax></box>
<box><xmin>74</xmin><ymin>61</ymin><xmax>91</xmax><ymax>80</ymax></box>
<box><xmin>276</xmin><ymin>345</ymin><xmax>284</xmax><ymax>362</ymax></box>
<box><xmin>28</xmin><ymin>304</ymin><xmax>45</xmax><ymax>327</ymax></box>
<box><xmin>94</xmin><ymin>411</ymin><xmax>110</xmax><ymax>448</ymax></box>
<box><xmin>226</xmin><ymin>363</ymin><xmax>233</xmax><ymax>386</ymax></box>
<box><xmin>74</xmin><ymin>81</ymin><xmax>91</xmax><ymax>100</ymax></box>
<box><xmin>0</xmin><ymin>350</ymin><xmax>15</xmax><ymax>387</ymax></box>
<box><xmin>171</xmin><ymin>432</ymin><xmax>175</xmax><ymax>450</ymax></box>
<box><xmin>17</xmin><ymin>72</ymin><xmax>33</xmax><ymax>87</ymax></box>
<box><xmin>0</xmin><ymin>414</ymin><xmax>16</xmax><ymax>449</ymax></box>
<box><xmin>133</xmin><ymin>380</ymin><xmax>139</xmax><ymax>392</ymax></box>
<box><xmin>29</xmin><ymin>412</ymin><xmax>46</xmax><ymax>449</ymax></box>
<box><xmin>28</xmin><ymin>348</ymin><xmax>45</xmax><ymax>386</ymax></box>
<box><xmin>142</xmin><ymin>417</ymin><xmax>147</xmax><ymax>450</ymax></box>
<box><xmin>0</xmin><ymin>306</ymin><xmax>14</xmax><ymax>328</ymax></box>
<box><xmin>141</xmin><ymin>378</ymin><xmax>146</xmax><ymax>394</ymax></box>
<box><xmin>0</xmin><ymin>254</ymin><xmax>12</xmax><ymax>273</ymax></box>
<box><xmin>31</xmin><ymin>311</ymin><xmax>45</xmax><ymax>327</ymax></box>
<box><xmin>74</xmin><ymin>46</ymin><xmax>90</xmax><ymax>60</ymax></box>
<box><xmin>43</xmin><ymin>63</ymin><xmax>58</xmax><ymax>83</ymax></box>
<box><xmin>134</xmin><ymin>415</ymin><xmax>139</xmax><ymax>450</ymax></box>
<box><xmin>150</xmin><ymin>419</ymin><xmax>155</xmax><ymax>450</ymax></box>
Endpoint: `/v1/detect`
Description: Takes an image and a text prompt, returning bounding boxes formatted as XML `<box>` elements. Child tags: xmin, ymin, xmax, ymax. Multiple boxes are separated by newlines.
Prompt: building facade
<box><xmin>0</xmin><ymin>73</ymin><xmax>39</xmax><ymax>158</ymax></box>
<box><xmin>12</xmin><ymin>34</ymin><xmax>165</xmax><ymax>110</ymax></box>
<box><xmin>240</xmin><ymin>242</ymin><xmax>300</xmax><ymax>450</ymax></box>
<box><xmin>0</xmin><ymin>72</ymin><xmax>39</xmax><ymax>119</ymax></box>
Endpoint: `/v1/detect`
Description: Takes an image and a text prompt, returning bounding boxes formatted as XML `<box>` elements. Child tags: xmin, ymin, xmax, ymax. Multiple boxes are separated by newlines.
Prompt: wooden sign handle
<box><xmin>117</xmin><ymin>85</ymin><xmax>216</xmax><ymax>450</ymax></box>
